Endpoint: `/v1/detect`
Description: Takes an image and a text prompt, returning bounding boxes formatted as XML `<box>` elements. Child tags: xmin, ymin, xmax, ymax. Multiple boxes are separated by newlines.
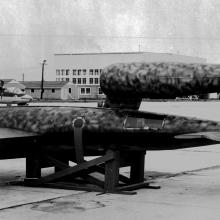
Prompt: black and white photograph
<box><xmin>0</xmin><ymin>0</ymin><xmax>220</xmax><ymax>219</ymax></box>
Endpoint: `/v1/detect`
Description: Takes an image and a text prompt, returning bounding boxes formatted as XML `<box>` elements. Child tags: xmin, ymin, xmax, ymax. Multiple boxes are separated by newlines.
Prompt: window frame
<box><xmin>95</xmin><ymin>78</ymin><xmax>99</xmax><ymax>84</ymax></box>
<box><xmin>80</xmin><ymin>88</ymin><xmax>85</xmax><ymax>94</ymax></box>
<box><xmin>89</xmin><ymin>78</ymin><xmax>93</xmax><ymax>84</ymax></box>
<box><xmin>72</xmin><ymin>78</ymin><xmax>76</xmax><ymax>84</ymax></box>
<box><xmin>77</xmin><ymin>78</ymin><xmax>82</xmax><ymax>84</ymax></box>
<box><xmin>86</xmin><ymin>87</ymin><xmax>91</xmax><ymax>94</ymax></box>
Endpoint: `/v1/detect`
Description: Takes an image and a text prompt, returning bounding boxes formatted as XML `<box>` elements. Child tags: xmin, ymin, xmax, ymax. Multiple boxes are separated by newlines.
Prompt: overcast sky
<box><xmin>1</xmin><ymin>0</ymin><xmax>220</xmax><ymax>81</ymax></box>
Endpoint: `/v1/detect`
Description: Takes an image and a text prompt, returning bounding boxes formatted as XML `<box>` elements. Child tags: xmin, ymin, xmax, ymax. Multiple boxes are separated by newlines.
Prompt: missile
<box><xmin>0</xmin><ymin>106</ymin><xmax>220</xmax><ymax>150</ymax></box>
<box><xmin>100</xmin><ymin>62</ymin><xmax>220</xmax><ymax>109</ymax></box>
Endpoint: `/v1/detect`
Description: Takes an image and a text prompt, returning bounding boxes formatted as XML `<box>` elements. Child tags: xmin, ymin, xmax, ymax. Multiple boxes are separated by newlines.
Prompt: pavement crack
<box><xmin>146</xmin><ymin>165</ymin><xmax>220</xmax><ymax>180</ymax></box>
<box><xmin>0</xmin><ymin>192</ymin><xmax>88</xmax><ymax>212</ymax></box>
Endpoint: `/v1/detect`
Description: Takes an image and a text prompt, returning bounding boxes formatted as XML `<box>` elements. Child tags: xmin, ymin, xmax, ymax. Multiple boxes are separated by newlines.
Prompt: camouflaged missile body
<box><xmin>0</xmin><ymin>106</ymin><xmax>220</xmax><ymax>148</ymax></box>
<box><xmin>100</xmin><ymin>62</ymin><xmax>220</xmax><ymax>102</ymax></box>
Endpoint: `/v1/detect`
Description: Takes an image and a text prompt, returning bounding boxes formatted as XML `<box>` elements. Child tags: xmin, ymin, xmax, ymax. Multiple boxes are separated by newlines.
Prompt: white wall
<box><xmin>54</xmin><ymin>52</ymin><xmax>206</xmax><ymax>71</ymax></box>
<box><xmin>61</xmin><ymin>82</ymin><xmax>78</xmax><ymax>100</ymax></box>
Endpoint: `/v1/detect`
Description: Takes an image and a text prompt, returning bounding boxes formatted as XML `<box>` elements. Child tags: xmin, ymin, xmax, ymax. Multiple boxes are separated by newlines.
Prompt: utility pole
<box><xmin>22</xmin><ymin>73</ymin><xmax>24</xmax><ymax>82</ymax></box>
<box><xmin>0</xmin><ymin>80</ymin><xmax>4</xmax><ymax>100</ymax></box>
<box><xmin>40</xmin><ymin>60</ymin><xmax>47</xmax><ymax>99</ymax></box>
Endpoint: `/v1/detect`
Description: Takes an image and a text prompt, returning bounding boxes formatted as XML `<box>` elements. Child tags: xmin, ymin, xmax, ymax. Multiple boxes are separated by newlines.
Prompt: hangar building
<box><xmin>54</xmin><ymin>52</ymin><xmax>206</xmax><ymax>99</ymax></box>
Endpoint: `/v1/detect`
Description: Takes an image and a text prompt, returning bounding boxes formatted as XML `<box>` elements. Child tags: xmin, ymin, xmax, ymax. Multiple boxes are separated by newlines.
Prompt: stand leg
<box><xmin>104</xmin><ymin>149</ymin><xmax>120</xmax><ymax>192</ymax></box>
<box><xmin>25</xmin><ymin>151</ymin><xmax>41</xmax><ymax>180</ymax></box>
<box><xmin>130</xmin><ymin>151</ymin><xmax>146</xmax><ymax>183</ymax></box>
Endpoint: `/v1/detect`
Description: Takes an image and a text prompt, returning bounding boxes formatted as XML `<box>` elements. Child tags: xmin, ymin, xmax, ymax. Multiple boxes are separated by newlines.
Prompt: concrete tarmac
<box><xmin>0</xmin><ymin>101</ymin><xmax>220</xmax><ymax>219</ymax></box>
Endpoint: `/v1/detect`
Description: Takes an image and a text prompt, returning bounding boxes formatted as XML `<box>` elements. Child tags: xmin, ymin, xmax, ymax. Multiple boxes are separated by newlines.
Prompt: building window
<box><xmin>31</xmin><ymin>89</ymin><xmax>34</xmax><ymax>93</ymax></box>
<box><xmin>89</xmin><ymin>69</ymin><xmax>93</xmax><ymax>75</ymax></box>
<box><xmin>66</xmin><ymin>78</ymin><xmax>69</xmax><ymax>81</ymax></box>
<box><xmin>72</xmin><ymin>78</ymin><xmax>76</xmax><ymax>84</ymax></box>
<box><xmin>78</xmin><ymin>69</ymin><xmax>81</xmax><ymax>75</ymax></box>
<box><xmin>89</xmin><ymin>78</ymin><xmax>93</xmax><ymax>84</ymax></box>
<box><xmin>80</xmin><ymin>88</ymin><xmax>85</xmax><ymax>94</ymax></box>
<box><xmin>69</xmin><ymin>88</ymin><xmax>71</xmax><ymax>93</ymax></box>
<box><xmin>61</xmin><ymin>69</ymin><xmax>65</xmax><ymax>75</ymax></box>
<box><xmin>82</xmin><ymin>78</ymin><xmax>86</xmax><ymax>84</ymax></box>
<box><xmin>80</xmin><ymin>87</ymin><xmax>91</xmax><ymax>95</ymax></box>
<box><xmin>99</xmin><ymin>87</ymin><xmax>103</xmax><ymax>94</ymax></box>
<box><xmin>95</xmin><ymin>78</ymin><xmax>99</xmax><ymax>84</ymax></box>
<box><xmin>61</xmin><ymin>78</ymin><xmax>64</xmax><ymax>81</ymax></box>
<box><xmin>86</xmin><ymin>88</ymin><xmax>91</xmax><ymax>94</ymax></box>
<box><xmin>66</xmin><ymin>69</ymin><xmax>69</xmax><ymax>75</ymax></box>
<box><xmin>52</xmin><ymin>89</ymin><xmax>55</xmax><ymax>93</ymax></box>
<box><xmin>100</xmin><ymin>69</ymin><xmax>102</xmax><ymax>73</ymax></box>
<box><xmin>73</xmin><ymin>69</ymin><xmax>76</xmax><ymax>75</ymax></box>
<box><xmin>77</xmin><ymin>78</ymin><xmax>81</xmax><ymax>84</ymax></box>
<box><xmin>83</xmin><ymin>69</ymin><xmax>87</xmax><ymax>75</ymax></box>
<box><xmin>56</xmin><ymin>69</ymin><xmax>60</xmax><ymax>75</ymax></box>
<box><xmin>95</xmin><ymin>69</ymin><xmax>99</xmax><ymax>75</ymax></box>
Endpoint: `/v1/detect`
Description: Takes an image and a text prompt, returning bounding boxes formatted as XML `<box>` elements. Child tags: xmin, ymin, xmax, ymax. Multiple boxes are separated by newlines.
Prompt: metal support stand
<box><xmin>23</xmin><ymin>117</ymin><xmax>160</xmax><ymax>194</ymax></box>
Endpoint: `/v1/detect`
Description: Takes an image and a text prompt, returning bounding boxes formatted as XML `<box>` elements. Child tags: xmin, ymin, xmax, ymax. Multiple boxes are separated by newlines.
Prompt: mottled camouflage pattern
<box><xmin>100</xmin><ymin>62</ymin><xmax>220</xmax><ymax>100</ymax></box>
<box><xmin>0</xmin><ymin>106</ymin><xmax>220</xmax><ymax>137</ymax></box>
<box><xmin>0</xmin><ymin>106</ymin><xmax>124</xmax><ymax>134</ymax></box>
<box><xmin>163</xmin><ymin>115</ymin><xmax>220</xmax><ymax>134</ymax></box>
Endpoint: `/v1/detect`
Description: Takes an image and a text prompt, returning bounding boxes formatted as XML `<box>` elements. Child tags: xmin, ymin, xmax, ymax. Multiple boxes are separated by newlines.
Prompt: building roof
<box><xmin>0</xmin><ymin>79</ymin><xmax>25</xmax><ymax>89</ymax></box>
<box><xmin>54</xmin><ymin>52</ymin><xmax>144</xmax><ymax>56</ymax></box>
<box><xmin>1</xmin><ymin>79</ymin><xmax>14</xmax><ymax>83</ymax></box>
<box><xmin>54</xmin><ymin>51</ymin><xmax>206</xmax><ymax>61</ymax></box>
<box><xmin>21</xmin><ymin>81</ymin><xmax>71</xmax><ymax>89</ymax></box>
